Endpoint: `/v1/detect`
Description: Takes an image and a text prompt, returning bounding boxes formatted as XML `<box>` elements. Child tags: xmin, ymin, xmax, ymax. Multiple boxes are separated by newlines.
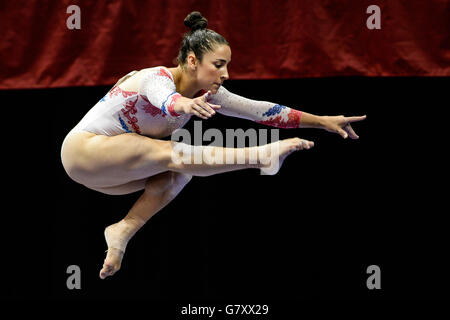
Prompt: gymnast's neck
<box><xmin>168</xmin><ymin>65</ymin><xmax>203</xmax><ymax>99</ymax></box>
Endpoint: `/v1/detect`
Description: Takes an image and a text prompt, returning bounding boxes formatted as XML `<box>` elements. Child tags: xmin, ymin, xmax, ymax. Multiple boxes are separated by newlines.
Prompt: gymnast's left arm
<box><xmin>208</xmin><ymin>86</ymin><xmax>366</xmax><ymax>139</ymax></box>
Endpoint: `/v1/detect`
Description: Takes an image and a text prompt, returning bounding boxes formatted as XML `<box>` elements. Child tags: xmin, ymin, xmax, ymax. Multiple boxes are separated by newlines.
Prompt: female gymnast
<box><xmin>60</xmin><ymin>11</ymin><xmax>366</xmax><ymax>279</ymax></box>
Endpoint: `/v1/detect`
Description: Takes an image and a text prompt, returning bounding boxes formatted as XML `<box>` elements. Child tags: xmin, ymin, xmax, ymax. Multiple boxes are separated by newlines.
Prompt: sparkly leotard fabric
<box><xmin>209</xmin><ymin>86</ymin><xmax>302</xmax><ymax>129</ymax></box>
<box><xmin>66</xmin><ymin>67</ymin><xmax>190</xmax><ymax>138</ymax></box>
<box><xmin>63</xmin><ymin>66</ymin><xmax>303</xmax><ymax>143</ymax></box>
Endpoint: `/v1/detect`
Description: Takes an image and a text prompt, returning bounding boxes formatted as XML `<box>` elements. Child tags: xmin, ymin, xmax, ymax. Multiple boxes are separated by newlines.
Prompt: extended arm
<box><xmin>208</xmin><ymin>86</ymin><xmax>321</xmax><ymax>129</ymax></box>
<box><xmin>208</xmin><ymin>86</ymin><xmax>366</xmax><ymax>138</ymax></box>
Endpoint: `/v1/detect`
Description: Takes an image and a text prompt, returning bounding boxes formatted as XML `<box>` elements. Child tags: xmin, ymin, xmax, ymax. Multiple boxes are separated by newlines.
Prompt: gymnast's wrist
<box><xmin>299</xmin><ymin>112</ymin><xmax>324</xmax><ymax>129</ymax></box>
<box><xmin>173</xmin><ymin>97</ymin><xmax>190</xmax><ymax>115</ymax></box>
<box><xmin>317</xmin><ymin>115</ymin><xmax>328</xmax><ymax>129</ymax></box>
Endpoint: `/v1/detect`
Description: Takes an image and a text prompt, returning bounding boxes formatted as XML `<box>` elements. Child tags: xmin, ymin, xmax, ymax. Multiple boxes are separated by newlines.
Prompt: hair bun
<box><xmin>184</xmin><ymin>11</ymin><xmax>208</xmax><ymax>32</ymax></box>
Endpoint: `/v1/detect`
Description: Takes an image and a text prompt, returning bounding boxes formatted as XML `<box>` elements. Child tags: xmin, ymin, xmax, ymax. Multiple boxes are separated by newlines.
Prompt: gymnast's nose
<box><xmin>221</xmin><ymin>67</ymin><xmax>229</xmax><ymax>82</ymax></box>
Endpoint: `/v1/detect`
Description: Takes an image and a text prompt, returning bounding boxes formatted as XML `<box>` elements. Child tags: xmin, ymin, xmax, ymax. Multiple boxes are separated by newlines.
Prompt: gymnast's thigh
<box><xmin>86</xmin><ymin>178</ymin><xmax>148</xmax><ymax>195</ymax></box>
<box><xmin>61</xmin><ymin>131</ymin><xmax>170</xmax><ymax>188</ymax></box>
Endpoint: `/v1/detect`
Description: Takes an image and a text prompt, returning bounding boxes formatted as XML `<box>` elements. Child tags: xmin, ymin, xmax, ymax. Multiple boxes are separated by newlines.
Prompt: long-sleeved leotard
<box><xmin>66</xmin><ymin>67</ymin><xmax>191</xmax><ymax>139</ymax></box>
<box><xmin>209</xmin><ymin>86</ymin><xmax>302</xmax><ymax>129</ymax></box>
<box><xmin>64</xmin><ymin>66</ymin><xmax>303</xmax><ymax>142</ymax></box>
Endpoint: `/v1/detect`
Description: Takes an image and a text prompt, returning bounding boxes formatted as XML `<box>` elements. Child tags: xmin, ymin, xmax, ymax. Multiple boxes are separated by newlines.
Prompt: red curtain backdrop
<box><xmin>1</xmin><ymin>0</ymin><xmax>449</xmax><ymax>89</ymax></box>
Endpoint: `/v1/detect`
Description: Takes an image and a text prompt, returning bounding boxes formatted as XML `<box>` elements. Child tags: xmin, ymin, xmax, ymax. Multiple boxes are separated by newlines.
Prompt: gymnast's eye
<box><xmin>214</xmin><ymin>63</ymin><xmax>223</xmax><ymax>68</ymax></box>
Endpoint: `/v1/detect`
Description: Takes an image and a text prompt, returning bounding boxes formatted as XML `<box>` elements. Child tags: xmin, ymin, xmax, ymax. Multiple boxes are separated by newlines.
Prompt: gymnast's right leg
<box><xmin>62</xmin><ymin>131</ymin><xmax>314</xmax><ymax>189</ymax></box>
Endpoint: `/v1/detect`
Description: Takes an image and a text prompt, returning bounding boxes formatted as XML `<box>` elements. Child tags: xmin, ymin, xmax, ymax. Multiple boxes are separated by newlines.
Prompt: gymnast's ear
<box><xmin>187</xmin><ymin>52</ymin><xmax>199</xmax><ymax>70</ymax></box>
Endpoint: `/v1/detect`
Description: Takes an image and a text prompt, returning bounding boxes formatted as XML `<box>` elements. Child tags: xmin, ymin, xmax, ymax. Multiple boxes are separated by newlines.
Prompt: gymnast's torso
<box><xmin>65</xmin><ymin>65</ymin><xmax>302</xmax><ymax>144</ymax></box>
<box><xmin>68</xmin><ymin>66</ymin><xmax>204</xmax><ymax>139</ymax></box>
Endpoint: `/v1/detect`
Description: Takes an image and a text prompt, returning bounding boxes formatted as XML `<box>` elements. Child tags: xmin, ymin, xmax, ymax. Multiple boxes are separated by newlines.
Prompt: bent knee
<box><xmin>144</xmin><ymin>171</ymin><xmax>192</xmax><ymax>196</ymax></box>
<box><xmin>173</xmin><ymin>172</ymin><xmax>193</xmax><ymax>185</ymax></box>
<box><xmin>149</xmin><ymin>140</ymin><xmax>176</xmax><ymax>169</ymax></box>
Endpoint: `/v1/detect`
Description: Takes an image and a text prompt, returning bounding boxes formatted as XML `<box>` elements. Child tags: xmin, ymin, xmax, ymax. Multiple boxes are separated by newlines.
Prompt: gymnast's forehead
<box><xmin>207</xmin><ymin>44</ymin><xmax>232</xmax><ymax>62</ymax></box>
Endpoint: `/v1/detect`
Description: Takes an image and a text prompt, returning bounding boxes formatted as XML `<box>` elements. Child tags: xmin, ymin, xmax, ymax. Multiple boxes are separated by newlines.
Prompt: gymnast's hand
<box><xmin>320</xmin><ymin>115</ymin><xmax>367</xmax><ymax>139</ymax></box>
<box><xmin>174</xmin><ymin>90</ymin><xmax>222</xmax><ymax>120</ymax></box>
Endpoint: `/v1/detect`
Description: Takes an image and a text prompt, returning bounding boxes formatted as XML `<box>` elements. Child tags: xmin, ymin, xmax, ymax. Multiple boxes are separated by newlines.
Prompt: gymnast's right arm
<box><xmin>139</xmin><ymin>69</ymin><xmax>220</xmax><ymax>119</ymax></box>
<box><xmin>173</xmin><ymin>90</ymin><xmax>221</xmax><ymax>120</ymax></box>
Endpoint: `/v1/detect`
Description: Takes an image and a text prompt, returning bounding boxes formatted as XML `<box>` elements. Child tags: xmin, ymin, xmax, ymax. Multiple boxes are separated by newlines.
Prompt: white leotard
<box><xmin>62</xmin><ymin>66</ymin><xmax>303</xmax><ymax>148</ymax></box>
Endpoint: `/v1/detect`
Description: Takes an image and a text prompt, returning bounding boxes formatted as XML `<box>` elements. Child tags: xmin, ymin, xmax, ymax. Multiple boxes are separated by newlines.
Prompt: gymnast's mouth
<box><xmin>213</xmin><ymin>82</ymin><xmax>222</xmax><ymax>87</ymax></box>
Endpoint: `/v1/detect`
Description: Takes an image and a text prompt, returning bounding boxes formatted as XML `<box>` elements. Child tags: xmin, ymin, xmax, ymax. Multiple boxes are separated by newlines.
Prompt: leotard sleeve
<box><xmin>208</xmin><ymin>86</ymin><xmax>303</xmax><ymax>129</ymax></box>
<box><xmin>139</xmin><ymin>67</ymin><xmax>182</xmax><ymax>118</ymax></box>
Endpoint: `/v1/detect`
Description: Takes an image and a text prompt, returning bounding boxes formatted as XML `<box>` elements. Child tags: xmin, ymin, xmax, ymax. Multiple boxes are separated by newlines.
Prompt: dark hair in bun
<box><xmin>177</xmin><ymin>11</ymin><xmax>229</xmax><ymax>66</ymax></box>
<box><xmin>184</xmin><ymin>11</ymin><xmax>208</xmax><ymax>32</ymax></box>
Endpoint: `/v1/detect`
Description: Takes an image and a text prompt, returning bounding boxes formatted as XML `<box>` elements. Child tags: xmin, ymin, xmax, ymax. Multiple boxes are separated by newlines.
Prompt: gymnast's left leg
<box><xmin>99</xmin><ymin>171</ymin><xmax>192</xmax><ymax>279</ymax></box>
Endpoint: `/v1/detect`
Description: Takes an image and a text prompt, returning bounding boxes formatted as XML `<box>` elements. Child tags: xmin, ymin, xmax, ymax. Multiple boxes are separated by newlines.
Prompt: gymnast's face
<box><xmin>197</xmin><ymin>44</ymin><xmax>231</xmax><ymax>93</ymax></box>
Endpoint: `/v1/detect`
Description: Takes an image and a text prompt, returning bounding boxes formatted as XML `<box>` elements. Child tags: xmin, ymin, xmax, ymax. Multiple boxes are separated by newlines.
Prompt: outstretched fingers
<box><xmin>345</xmin><ymin>115</ymin><xmax>367</xmax><ymax>123</ymax></box>
<box><xmin>344</xmin><ymin>123</ymin><xmax>359</xmax><ymax>139</ymax></box>
<box><xmin>337</xmin><ymin>115</ymin><xmax>366</xmax><ymax>139</ymax></box>
<box><xmin>192</xmin><ymin>104</ymin><xmax>210</xmax><ymax>119</ymax></box>
<box><xmin>193</xmin><ymin>91</ymin><xmax>222</xmax><ymax>119</ymax></box>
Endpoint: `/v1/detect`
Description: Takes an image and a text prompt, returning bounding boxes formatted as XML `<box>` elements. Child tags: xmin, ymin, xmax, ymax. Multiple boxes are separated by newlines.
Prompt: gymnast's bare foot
<box><xmin>99</xmin><ymin>218</ymin><xmax>144</xmax><ymax>279</ymax></box>
<box><xmin>259</xmin><ymin>137</ymin><xmax>314</xmax><ymax>175</ymax></box>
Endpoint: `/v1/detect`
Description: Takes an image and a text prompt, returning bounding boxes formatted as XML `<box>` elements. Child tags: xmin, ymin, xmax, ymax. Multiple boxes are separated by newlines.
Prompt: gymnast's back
<box><xmin>67</xmin><ymin>67</ymin><xmax>193</xmax><ymax>139</ymax></box>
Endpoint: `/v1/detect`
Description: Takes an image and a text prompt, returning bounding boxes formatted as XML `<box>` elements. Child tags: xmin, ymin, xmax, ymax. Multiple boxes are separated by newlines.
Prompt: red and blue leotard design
<box><xmin>68</xmin><ymin>67</ymin><xmax>190</xmax><ymax>138</ymax></box>
<box><xmin>209</xmin><ymin>86</ymin><xmax>302</xmax><ymax>129</ymax></box>
<box><xmin>67</xmin><ymin>67</ymin><xmax>303</xmax><ymax>140</ymax></box>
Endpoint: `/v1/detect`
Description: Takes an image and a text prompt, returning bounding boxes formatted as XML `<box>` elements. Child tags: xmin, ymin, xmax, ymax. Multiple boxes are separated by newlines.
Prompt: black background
<box><xmin>2</xmin><ymin>76</ymin><xmax>448</xmax><ymax>312</ymax></box>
